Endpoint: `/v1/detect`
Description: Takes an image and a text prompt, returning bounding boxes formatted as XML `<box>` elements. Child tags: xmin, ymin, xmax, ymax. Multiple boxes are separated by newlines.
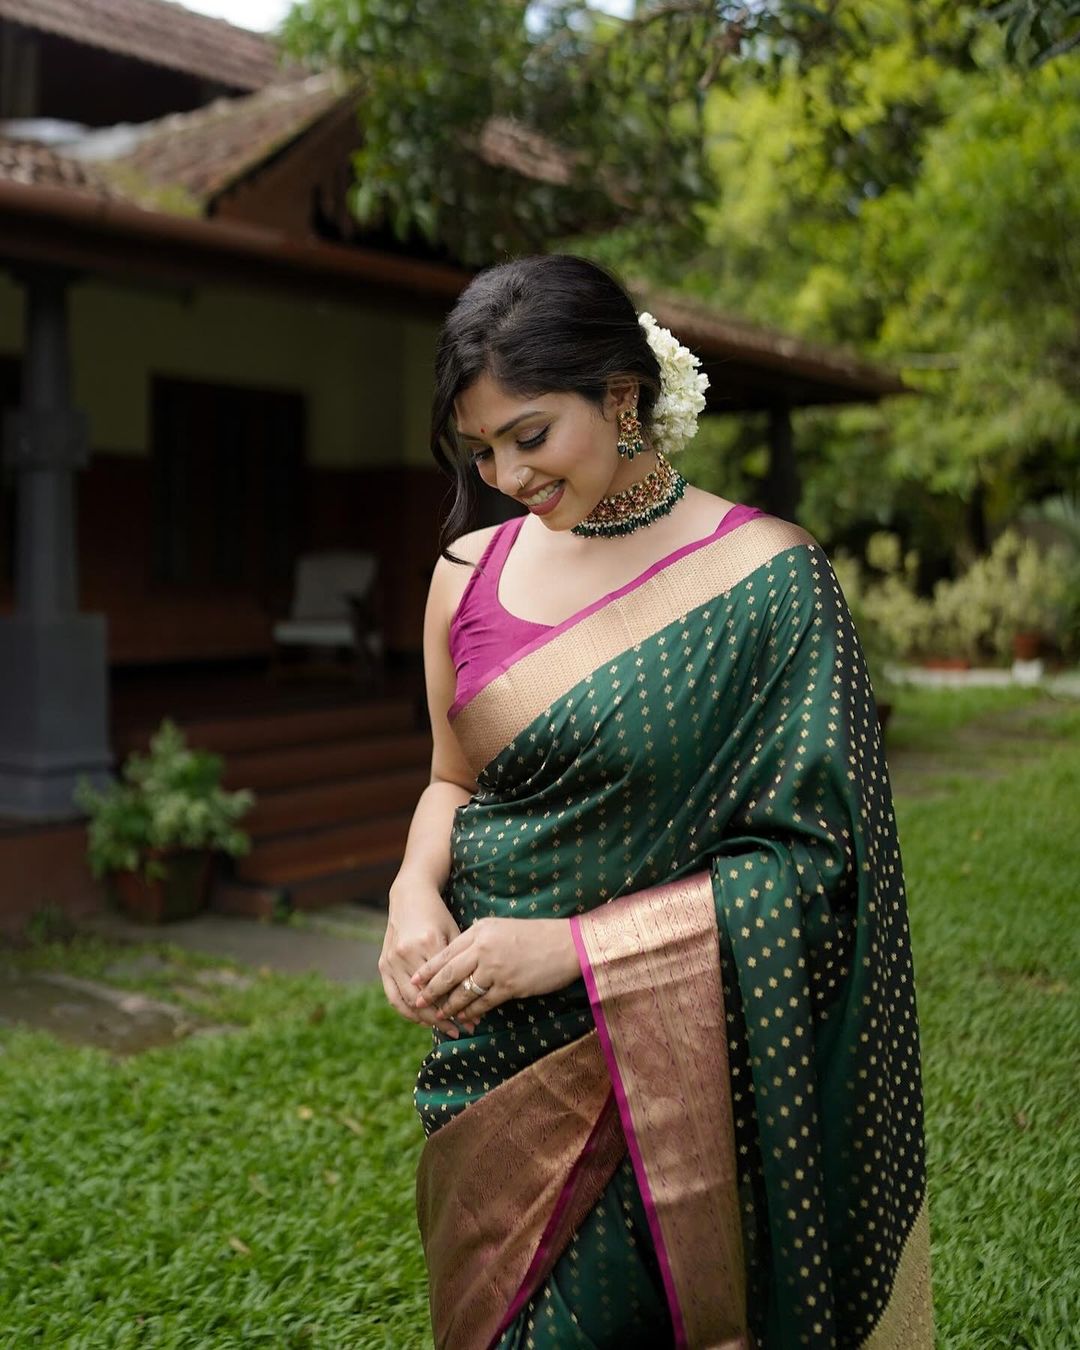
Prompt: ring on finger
<box><xmin>462</xmin><ymin>975</ymin><xmax>489</xmax><ymax>999</ymax></box>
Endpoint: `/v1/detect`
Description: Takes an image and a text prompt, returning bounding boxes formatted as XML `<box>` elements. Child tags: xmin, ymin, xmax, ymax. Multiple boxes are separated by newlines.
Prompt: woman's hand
<box><xmin>380</xmin><ymin>879</ymin><xmax>473</xmax><ymax>1037</ymax></box>
<box><xmin>409</xmin><ymin>917</ymin><xmax>581</xmax><ymax>1031</ymax></box>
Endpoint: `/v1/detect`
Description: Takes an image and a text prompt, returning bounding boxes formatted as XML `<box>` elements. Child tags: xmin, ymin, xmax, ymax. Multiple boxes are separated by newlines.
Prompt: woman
<box><xmin>379</xmin><ymin>255</ymin><xmax>933</xmax><ymax>1349</ymax></box>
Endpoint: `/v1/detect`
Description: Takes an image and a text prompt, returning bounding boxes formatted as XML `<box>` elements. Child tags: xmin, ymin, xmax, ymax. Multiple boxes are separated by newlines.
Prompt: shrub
<box><xmin>74</xmin><ymin>719</ymin><xmax>254</xmax><ymax>882</ymax></box>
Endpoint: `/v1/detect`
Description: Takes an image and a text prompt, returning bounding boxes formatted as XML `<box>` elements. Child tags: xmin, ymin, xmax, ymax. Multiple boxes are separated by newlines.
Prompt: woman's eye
<box><xmin>471</xmin><ymin>448</ymin><xmax>493</xmax><ymax>464</ymax></box>
<box><xmin>518</xmin><ymin>427</ymin><xmax>549</xmax><ymax>450</ymax></box>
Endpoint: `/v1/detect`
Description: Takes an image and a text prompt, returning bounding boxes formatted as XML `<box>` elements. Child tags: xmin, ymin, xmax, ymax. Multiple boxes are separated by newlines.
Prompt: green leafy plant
<box><xmin>930</xmin><ymin>528</ymin><xmax>1069</xmax><ymax>662</ymax></box>
<box><xmin>74</xmin><ymin>719</ymin><xmax>254</xmax><ymax>882</ymax></box>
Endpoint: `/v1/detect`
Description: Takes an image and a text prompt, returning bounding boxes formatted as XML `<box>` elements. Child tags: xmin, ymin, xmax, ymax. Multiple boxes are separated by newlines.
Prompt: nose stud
<box><xmin>516</xmin><ymin>469</ymin><xmax>530</xmax><ymax>489</ymax></box>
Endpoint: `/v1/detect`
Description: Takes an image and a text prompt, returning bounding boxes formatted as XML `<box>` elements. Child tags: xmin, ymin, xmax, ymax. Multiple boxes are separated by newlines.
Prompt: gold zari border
<box><xmin>575</xmin><ymin>871</ymin><xmax>749</xmax><ymax>1349</ymax></box>
<box><xmin>452</xmin><ymin>515</ymin><xmax>814</xmax><ymax>776</ymax></box>
<box><xmin>859</xmin><ymin>1197</ymin><xmax>935</xmax><ymax>1349</ymax></box>
<box><xmin>416</xmin><ymin>1029</ymin><xmax>625</xmax><ymax>1350</ymax></box>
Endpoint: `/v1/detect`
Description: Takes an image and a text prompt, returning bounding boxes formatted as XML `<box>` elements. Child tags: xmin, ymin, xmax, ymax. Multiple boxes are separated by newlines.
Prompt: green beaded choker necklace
<box><xmin>571</xmin><ymin>451</ymin><xmax>688</xmax><ymax>539</ymax></box>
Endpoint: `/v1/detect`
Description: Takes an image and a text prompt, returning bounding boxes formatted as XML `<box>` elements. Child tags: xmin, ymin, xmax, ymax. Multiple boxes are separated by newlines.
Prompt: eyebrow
<box><xmin>457</xmin><ymin>411</ymin><xmax>543</xmax><ymax>443</ymax></box>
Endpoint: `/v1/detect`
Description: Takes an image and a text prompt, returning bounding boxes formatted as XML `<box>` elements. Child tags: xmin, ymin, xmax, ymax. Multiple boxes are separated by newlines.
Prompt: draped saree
<box><xmin>414</xmin><ymin>513</ymin><xmax>934</xmax><ymax>1349</ymax></box>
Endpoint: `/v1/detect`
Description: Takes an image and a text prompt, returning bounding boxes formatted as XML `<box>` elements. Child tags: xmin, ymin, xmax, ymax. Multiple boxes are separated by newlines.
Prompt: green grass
<box><xmin>1</xmin><ymin>688</ymin><xmax>1077</xmax><ymax>1346</ymax></box>
<box><xmin>885</xmin><ymin>683</ymin><xmax>1049</xmax><ymax>754</ymax></box>
<box><xmin>0</xmin><ymin>987</ymin><xmax>433</xmax><ymax>1348</ymax></box>
<box><xmin>897</xmin><ymin>716</ymin><xmax>1079</xmax><ymax>1349</ymax></box>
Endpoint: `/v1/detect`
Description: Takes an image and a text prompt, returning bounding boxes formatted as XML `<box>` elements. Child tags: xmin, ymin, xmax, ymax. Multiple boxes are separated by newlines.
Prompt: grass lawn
<box><xmin>1</xmin><ymin>687</ymin><xmax>1077</xmax><ymax>1347</ymax></box>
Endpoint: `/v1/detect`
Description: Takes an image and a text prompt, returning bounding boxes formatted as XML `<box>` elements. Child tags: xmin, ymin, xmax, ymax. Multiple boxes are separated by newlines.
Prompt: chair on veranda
<box><xmin>270</xmin><ymin>550</ymin><xmax>384</xmax><ymax>686</ymax></box>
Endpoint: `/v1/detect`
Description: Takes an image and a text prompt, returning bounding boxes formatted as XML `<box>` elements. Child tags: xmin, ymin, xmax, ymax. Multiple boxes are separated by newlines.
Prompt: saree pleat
<box><xmin>415</xmin><ymin>515</ymin><xmax>933</xmax><ymax>1349</ymax></box>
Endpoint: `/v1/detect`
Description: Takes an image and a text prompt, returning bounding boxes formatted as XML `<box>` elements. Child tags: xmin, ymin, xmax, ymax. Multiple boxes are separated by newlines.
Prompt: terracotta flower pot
<box><xmin>1012</xmin><ymin>631</ymin><xmax>1041</xmax><ymax>662</ymax></box>
<box><xmin>109</xmin><ymin>848</ymin><xmax>214</xmax><ymax>923</ymax></box>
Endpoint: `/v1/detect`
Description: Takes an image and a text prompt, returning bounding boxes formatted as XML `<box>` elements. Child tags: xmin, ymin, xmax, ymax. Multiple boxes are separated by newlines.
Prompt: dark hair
<box><xmin>430</xmin><ymin>254</ymin><xmax>661</xmax><ymax>560</ymax></box>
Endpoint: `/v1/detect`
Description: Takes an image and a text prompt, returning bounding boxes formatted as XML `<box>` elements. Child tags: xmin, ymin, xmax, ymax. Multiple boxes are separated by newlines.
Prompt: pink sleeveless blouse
<box><xmin>449</xmin><ymin>517</ymin><xmax>551</xmax><ymax>705</ymax></box>
<box><xmin>448</xmin><ymin>504</ymin><xmax>762</xmax><ymax>715</ymax></box>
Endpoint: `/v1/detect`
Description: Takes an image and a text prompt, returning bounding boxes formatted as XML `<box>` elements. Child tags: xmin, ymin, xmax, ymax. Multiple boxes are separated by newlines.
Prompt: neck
<box><xmin>604</xmin><ymin>447</ymin><xmax>660</xmax><ymax>498</ymax></box>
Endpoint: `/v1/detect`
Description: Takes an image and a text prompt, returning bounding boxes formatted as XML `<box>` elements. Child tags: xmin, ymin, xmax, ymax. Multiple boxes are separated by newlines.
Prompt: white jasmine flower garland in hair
<box><xmin>638</xmin><ymin>311</ymin><xmax>710</xmax><ymax>456</ymax></box>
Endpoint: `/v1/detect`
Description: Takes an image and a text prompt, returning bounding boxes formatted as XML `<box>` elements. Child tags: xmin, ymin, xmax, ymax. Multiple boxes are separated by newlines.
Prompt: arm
<box><xmin>379</xmin><ymin>542</ymin><xmax>487</xmax><ymax>1035</ymax></box>
<box><xmin>401</xmin><ymin>535</ymin><xmax>581</xmax><ymax>1028</ymax></box>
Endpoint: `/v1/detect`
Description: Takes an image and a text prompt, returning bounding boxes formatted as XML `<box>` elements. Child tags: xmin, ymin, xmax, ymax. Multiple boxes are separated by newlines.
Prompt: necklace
<box><xmin>571</xmin><ymin>451</ymin><xmax>688</xmax><ymax>539</ymax></box>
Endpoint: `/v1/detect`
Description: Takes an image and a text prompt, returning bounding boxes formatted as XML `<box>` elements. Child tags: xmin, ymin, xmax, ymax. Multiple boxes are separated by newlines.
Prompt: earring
<box><xmin>616</xmin><ymin>407</ymin><xmax>644</xmax><ymax>460</ymax></box>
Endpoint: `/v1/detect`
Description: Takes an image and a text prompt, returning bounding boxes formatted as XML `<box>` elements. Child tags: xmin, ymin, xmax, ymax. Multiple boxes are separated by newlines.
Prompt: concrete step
<box><xmin>243</xmin><ymin>765</ymin><xmax>428</xmax><ymax>838</ymax></box>
<box><xmin>287</xmin><ymin>859</ymin><xmax>401</xmax><ymax>911</ymax></box>
<box><xmin>116</xmin><ymin>697</ymin><xmax>421</xmax><ymax>760</ymax></box>
<box><xmin>235</xmin><ymin>814</ymin><xmax>412</xmax><ymax>887</ymax></box>
<box><xmin>221</xmin><ymin>731</ymin><xmax>432</xmax><ymax>793</ymax></box>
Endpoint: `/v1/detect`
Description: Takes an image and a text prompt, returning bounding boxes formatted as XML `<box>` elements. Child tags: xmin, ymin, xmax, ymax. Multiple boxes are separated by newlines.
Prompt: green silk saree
<box><xmin>415</xmin><ymin>513</ymin><xmax>933</xmax><ymax>1349</ymax></box>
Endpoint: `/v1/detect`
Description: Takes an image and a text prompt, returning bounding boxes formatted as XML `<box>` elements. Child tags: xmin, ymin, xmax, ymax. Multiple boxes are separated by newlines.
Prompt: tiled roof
<box><xmin>0</xmin><ymin>137</ymin><xmax>124</xmax><ymax>199</ymax></box>
<box><xmin>90</xmin><ymin>73</ymin><xmax>350</xmax><ymax>209</ymax></box>
<box><xmin>639</xmin><ymin>289</ymin><xmax>908</xmax><ymax>399</ymax></box>
<box><xmin>0</xmin><ymin>0</ymin><xmax>284</xmax><ymax>91</ymax></box>
<box><xmin>476</xmin><ymin>117</ymin><xmax>576</xmax><ymax>186</ymax></box>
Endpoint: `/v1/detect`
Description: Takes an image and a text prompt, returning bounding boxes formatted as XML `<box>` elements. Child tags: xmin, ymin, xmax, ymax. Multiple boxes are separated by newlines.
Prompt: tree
<box><xmin>586</xmin><ymin>4</ymin><xmax>1080</xmax><ymax>561</ymax></box>
<box><xmin>281</xmin><ymin>0</ymin><xmax>1002</xmax><ymax>267</ymax></box>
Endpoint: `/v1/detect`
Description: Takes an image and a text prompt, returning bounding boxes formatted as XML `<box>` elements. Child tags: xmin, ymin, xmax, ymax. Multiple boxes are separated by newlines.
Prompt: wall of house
<box><xmin>0</xmin><ymin>272</ymin><xmax>449</xmax><ymax>661</ymax></box>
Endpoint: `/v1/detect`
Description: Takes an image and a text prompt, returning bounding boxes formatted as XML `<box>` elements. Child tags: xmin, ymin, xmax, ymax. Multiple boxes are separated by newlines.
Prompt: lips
<box><xmin>521</xmin><ymin>480</ymin><xmax>565</xmax><ymax>516</ymax></box>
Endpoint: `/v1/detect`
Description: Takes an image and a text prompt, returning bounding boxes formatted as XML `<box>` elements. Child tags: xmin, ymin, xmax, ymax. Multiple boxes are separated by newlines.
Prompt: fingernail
<box><xmin>415</xmin><ymin>994</ymin><xmax>426</xmax><ymax>1007</ymax></box>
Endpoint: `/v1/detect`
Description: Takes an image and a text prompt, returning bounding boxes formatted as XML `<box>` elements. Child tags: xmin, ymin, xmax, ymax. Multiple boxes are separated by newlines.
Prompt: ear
<box><xmin>604</xmin><ymin>377</ymin><xmax>639</xmax><ymax>417</ymax></box>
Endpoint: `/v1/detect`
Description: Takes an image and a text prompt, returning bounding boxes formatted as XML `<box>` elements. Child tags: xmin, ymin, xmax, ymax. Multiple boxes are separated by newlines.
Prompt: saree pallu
<box><xmin>415</xmin><ymin>515</ymin><xmax>934</xmax><ymax>1349</ymax></box>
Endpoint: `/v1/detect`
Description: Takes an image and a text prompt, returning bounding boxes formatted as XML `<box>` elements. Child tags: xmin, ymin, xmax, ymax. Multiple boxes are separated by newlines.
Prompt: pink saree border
<box><xmin>570</xmin><ymin>920</ymin><xmax>690</xmax><ymax>1349</ymax></box>
<box><xmin>494</xmin><ymin>1090</ymin><xmax>620</xmax><ymax>1342</ymax></box>
<box><xmin>448</xmin><ymin>502</ymin><xmax>762</xmax><ymax>719</ymax></box>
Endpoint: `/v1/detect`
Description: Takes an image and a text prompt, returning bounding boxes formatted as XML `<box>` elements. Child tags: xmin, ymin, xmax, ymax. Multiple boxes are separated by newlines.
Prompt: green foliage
<box><xmin>282</xmin><ymin>0</ymin><xmax>1011</xmax><ymax>269</ymax></box>
<box><xmin>991</xmin><ymin>0</ymin><xmax>1080</xmax><ymax>65</ymax></box>
<box><xmin>74</xmin><ymin>720</ymin><xmax>255</xmax><ymax>883</ymax></box>
<box><xmin>835</xmin><ymin>527</ymin><xmax>1074</xmax><ymax>662</ymax></box>
<box><xmin>930</xmin><ymin>528</ymin><xmax>1070</xmax><ymax>659</ymax></box>
<box><xmin>591</xmin><ymin>1</ymin><xmax>1080</xmax><ymax>560</ymax></box>
<box><xmin>280</xmin><ymin>0</ymin><xmax>715</xmax><ymax>265</ymax></box>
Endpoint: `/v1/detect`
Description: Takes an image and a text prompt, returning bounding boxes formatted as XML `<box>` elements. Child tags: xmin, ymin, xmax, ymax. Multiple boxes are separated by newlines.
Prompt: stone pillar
<box><xmin>0</xmin><ymin>266</ymin><xmax>113</xmax><ymax>819</ymax></box>
<box><xmin>764</xmin><ymin>403</ymin><xmax>800</xmax><ymax>523</ymax></box>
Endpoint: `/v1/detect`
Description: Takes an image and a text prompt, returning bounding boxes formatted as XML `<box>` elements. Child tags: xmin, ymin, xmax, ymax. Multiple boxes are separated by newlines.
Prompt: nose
<box><xmin>495</xmin><ymin>458</ymin><xmax>532</xmax><ymax>496</ymax></box>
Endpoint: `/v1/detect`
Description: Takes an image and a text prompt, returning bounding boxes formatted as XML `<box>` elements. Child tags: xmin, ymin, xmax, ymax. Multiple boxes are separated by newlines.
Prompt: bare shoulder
<box><xmin>447</xmin><ymin>523</ymin><xmax>502</xmax><ymax>566</ymax></box>
<box><xmin>429</xmin><ymin>523</ymin><xmax>503</xmax><ymax>628</ymax></box>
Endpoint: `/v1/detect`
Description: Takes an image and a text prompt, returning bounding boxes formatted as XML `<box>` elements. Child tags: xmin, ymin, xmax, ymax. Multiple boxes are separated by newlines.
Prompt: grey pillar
<box><xmin>764</xmin><ymin>403</ymin><xmax>800</xmax><ymax>523</ymax></box>
<box><xmin>0</xmin><ymin>267</ymin><xmax>113</xmax><ymax>819</ymax></box>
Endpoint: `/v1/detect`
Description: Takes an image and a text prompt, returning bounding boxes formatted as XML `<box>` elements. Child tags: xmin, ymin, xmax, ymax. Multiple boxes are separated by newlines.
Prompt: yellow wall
<box><xmin>401</xmin><ymin>317</ymin><xmax>441</xmax><ymax>468</ymax></box>
<box><xmin>0</xmin><ymin>272</ymin><xmax>443</xmax><ymax>470</ymax></box>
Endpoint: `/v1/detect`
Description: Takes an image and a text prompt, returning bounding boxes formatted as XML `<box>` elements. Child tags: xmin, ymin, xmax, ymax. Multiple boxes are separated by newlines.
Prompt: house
<box><xmin>0</xmin><ymin>0</ymin><xmax>907</xmax><ymax>929</ymax></box>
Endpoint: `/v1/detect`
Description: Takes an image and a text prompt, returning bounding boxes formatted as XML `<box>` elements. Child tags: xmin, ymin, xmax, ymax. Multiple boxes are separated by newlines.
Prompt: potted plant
<box><xmin>74</xmin><ymin>718</ymin><xmax>255</xmax><ymax>922</ymax></box>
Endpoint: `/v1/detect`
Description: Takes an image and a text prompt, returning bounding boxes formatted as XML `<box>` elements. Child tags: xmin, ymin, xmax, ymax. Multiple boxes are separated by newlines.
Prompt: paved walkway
<box><xmin>891</xmin><ymin>662</ymin><xmax>1080</xmax><ymax>695</ymax></box>
<box><xmin>80</xmin><ymin>904</ymin><xmax>386</xmax><ymax>984</ymax></box>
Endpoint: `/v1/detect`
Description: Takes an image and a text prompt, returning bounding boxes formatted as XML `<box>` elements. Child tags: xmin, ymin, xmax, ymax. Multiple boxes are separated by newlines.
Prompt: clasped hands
<box><xmin>379</xmin><ymin>887</ymin><xmax>580</xmax><ymax>1039</ymax></box>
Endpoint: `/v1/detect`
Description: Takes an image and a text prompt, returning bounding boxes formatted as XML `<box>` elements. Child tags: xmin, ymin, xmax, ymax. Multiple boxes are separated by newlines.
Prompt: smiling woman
<box><xmin>378</xmin><ymin>254</ymin><xmax>934</xmax><ymax>1349</ymax></box>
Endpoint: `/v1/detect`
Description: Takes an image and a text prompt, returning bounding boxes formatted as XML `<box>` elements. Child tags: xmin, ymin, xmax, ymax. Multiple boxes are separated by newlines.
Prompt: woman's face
<box><xmin>453</xmin><ymin>371</ymin><xmax>637</xmax><ymax>531</ymax></box>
